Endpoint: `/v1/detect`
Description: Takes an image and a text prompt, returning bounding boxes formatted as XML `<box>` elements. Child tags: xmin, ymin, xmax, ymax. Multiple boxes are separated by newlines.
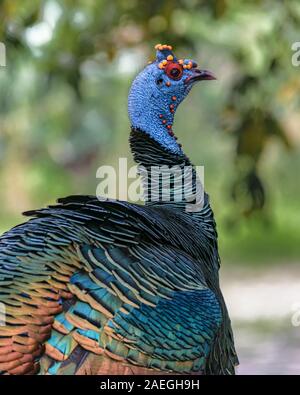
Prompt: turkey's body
<box><xmin>0</xmin><ymin>130</ymin><xmax>237</xmax><ymax>375</ymax></box>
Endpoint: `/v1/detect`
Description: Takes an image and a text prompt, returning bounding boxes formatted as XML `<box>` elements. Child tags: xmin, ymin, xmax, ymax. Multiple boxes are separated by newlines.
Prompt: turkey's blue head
<box><xmin>128</xmin><ymin>44</ymin><xmax>216</xmax><ymax>155</ymax></box>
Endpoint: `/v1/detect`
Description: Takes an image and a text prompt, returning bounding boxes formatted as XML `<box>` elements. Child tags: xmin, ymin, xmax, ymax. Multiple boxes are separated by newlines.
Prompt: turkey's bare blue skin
<box><xmin>128</xmin><ymin>49</ymin><xmax>194</xmax><ymax>155</ymax></box>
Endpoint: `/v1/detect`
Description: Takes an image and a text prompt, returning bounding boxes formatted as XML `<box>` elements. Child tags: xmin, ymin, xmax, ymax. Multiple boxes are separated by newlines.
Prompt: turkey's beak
<box><xmin>185</xmin><ymin>69</ymin><xmax>217</xmax><ymax>85</ymax></box>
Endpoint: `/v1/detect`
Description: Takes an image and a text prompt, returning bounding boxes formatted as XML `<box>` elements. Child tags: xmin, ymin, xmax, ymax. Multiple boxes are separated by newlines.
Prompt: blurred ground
<box><xmin>222</xmin><ymin>263</ymin><xmax>300</xmax><ymax>374</ymax></box>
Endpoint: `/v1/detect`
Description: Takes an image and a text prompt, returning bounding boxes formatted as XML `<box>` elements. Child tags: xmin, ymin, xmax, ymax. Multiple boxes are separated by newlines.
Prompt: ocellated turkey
<box><xmin>0</xmin><ymin>44</ymin><xmax>238</xmax><ymax>375</ymax></box>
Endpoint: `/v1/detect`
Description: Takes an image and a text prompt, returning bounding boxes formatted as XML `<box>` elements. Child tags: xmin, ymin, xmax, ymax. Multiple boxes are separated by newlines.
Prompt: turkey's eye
<box><xmin>165</xmin><ymin>63</ymin><xmax>183</xmax><ymax>80</ymax></box>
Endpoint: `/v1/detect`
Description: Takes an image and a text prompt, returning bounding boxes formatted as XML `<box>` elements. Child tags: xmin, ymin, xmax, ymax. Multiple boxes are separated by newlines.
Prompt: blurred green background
<box><xmin>0</xmin><ymin>0</ymin><xmax>299</xmax><ymax>374</ymax></box>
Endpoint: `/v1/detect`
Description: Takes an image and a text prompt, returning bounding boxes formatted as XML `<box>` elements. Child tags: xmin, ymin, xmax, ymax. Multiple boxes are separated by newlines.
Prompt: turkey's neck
<box><xmin>130</xmin><ymin>128</ymin><xmax>203</xmax><ymax>211</ymax></box>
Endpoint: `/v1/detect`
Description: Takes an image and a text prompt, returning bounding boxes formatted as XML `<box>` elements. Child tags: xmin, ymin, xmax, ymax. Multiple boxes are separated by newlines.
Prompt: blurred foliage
<box><xmin>0</xmin><ymin>0</ymin><xmax>299</xmax><ymax>263</ymax></box>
